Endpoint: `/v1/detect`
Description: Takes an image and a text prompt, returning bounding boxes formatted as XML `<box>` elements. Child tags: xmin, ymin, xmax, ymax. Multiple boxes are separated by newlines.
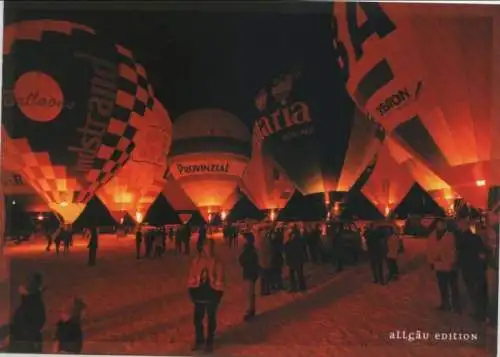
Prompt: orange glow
<box><xmin>135</xmin><ymin>211</ymin><xmax>144</xmax><ymax>224</ymax></box>
<box><xmin>2</xmin><ymin>20</ymin><xmax>157</xmax><ymax>224</ymax></box>
<box><xmin>386</xmin><ymin>136</ymin><xmax>462</xmax><ymax>210</ymax></box>
<box><xmin>333</xmin><ymin>4</ymin><xmax>500</xmax><ymax>210</ymax></box>
<box><xmin>476</xmin><ymin>180</ymin><xmax>486</xmax><ymax>187</ymax></box>
<box><xmin>169</xmin><ymin>109</ymin><xmax>250</xmax><ymax>215</ymax></box>
<box><xmin>269</xmin><ymin>209</ymin><xmax>277</xmax><ymax>221</ymax></box>
<box><xmin>37</xmin><ymin>214</ymin><xmax>44</xmax><ymax>221</ymax></box>
<box><xmin>98</xmin><ymin>98</ymin><xmax>172</xmax><ymax>219</ymax></box>
<box><xmin>221</xmin><ymin>189</ymin><xmax>243</xmax><ymax>213</ymax></box>
<box><xmin>362</xmin><ymin>144</ymin><xmax>414</xmax><ymax>217</ymax></box>
<box><xmin>48</xmin><ymin>201</ymin><xmax>85</xmax><ymax>223</ymax></box>
<box><xmin>240</xmin><ymin>138</ymin><xmax>295</xmax><ymax>210</ymax></box>
<box><xmin>221</xmin><ymin>210</ymin><xmax>227</xmax><ymax>221</ymax></box>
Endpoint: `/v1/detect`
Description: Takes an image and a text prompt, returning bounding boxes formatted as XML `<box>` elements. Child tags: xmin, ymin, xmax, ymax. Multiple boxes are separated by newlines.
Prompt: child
<box><xmin>53</xmin><ymin>298</ymin><xmax>86</xmax><ymax>354</ymax></box>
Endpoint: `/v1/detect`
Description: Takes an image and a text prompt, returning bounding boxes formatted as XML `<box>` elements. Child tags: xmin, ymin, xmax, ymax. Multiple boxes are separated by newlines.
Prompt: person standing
<box><xmin>188</xmin><ymin>239</ymin><xmax>225</xmax><ymax>353</ymax></box>
<box><xmin>53</xmin><ymin>298</ymin><xmax>86</xmax><ymax>354</ymax></box>
<box><xmin>8</xmin><ymin>273</ymin><xmax>46</xmax><ymax>353</ymax></box>
<box><xmin>168</xmin><ymin>226</ymin><xmax>175</xmax><ymax>243</ymax></box>
<box><xmin>270</xmin><ymin>226</ymin><xmax>284</xmax><ymax>290</ymax></box>
<box><xmin>45</xmin><ymin>228</ymin><xmax>53</xmax><ymax>252</ymax></box>
<box><xmin>332</xmin><ymin>224</ymin><xmax>346</xmax><ymax>272</ymax></box>
<box><xmin>427</xmin><ymin>218</ymin><xmax>461</xmax><ymax>313</ymax></box>
<box><xmin>386</xmin><ymin>229</ymin><xmax>402</xmax><ymax>281</ymax></box>
<box><xmin>87</xmin><ymin>227</ymin><xmax>99</xmax><ymax>266</ymax></box>
<box><xmin>160</xmin><ymin>226</ymin><xmax>167</xmax><ymax>254</ymax></box>
<box><xmin>63</xmin><ymin>224</ymin><xmax>72</xmax><ymax>253</ymax></box>
<box><xmin>135</xmin><ymin>226</ymin><xmax>143</xmax><ymax>259</ymax></box>
<box><xmin>285</xmin><ymin>224</ymin><xmax>307</xmax><ymax>292</ymax></box>
<box><xmin>238</xmin><ymin>232</ymin><xmax>260</xmax><ymax>320</ymax></box>
<box><xmin>257</xmin><ymin>225</ymin><xmax>273</xmax><ymax>296</ymax></box>
<box><xmin>366</xmin><ymin>224</ymin><xmax>387</xmax><ymax>284</ymax></box>
<box><xmin>184</xmin><ymin>224</ymin><xmax>192</xmax><ymax>255</ymax></box>
<box><xmin>455</xmin><ymin>216</ymin><xmax>489</xmax><ymax>321</ymax></box>
<box><xmin>196</xmin><ymin>224</ymin><xmax>206</xmax><ymax>253</ymax></box>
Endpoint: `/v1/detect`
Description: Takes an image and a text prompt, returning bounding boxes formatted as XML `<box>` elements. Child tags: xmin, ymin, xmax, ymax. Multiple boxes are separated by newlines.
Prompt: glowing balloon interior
<box><xmin>332</xmin><ymin>3</ymin><xmax>500</xmax><ymax>210</ymax></box>
<box><xmin>168</xmin><ymin>109</ymin><xmax>251</xmax><ymax>221</ymax></box>
<box><xmin>2</xmin><ymin>20</ymin><xmax>155</xmax><ymax>223</ymax></box>
<box><xmin>97</xmin><ymin>98</ymin><xmax>172</xmax><ymax>222</ymax></box>
<box><xmin>361</xmin><ymin>143</ymin><xmax>414</xmax><ymax>217</ymax></box>
<box><xmin>385</xmin><ymin>135</ymin><xmax>458</xmax><ymax>212</ymax></box>
<box><xmin>240</xmin><ymin>140</ymin><xmax>294</xmax><ymax>212</ymax></box>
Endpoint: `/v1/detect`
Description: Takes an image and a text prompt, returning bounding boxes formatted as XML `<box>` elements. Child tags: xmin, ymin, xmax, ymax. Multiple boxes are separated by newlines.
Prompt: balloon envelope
<box><xmin>385</xmin><ymin>135</ymin><xmax>457</xmax><ymax>212</ymax></box>
<box><xmin>253</xmin><ymin>66</ymin><xmax>383</xmax><ymax>196</ymax></box>
<box><xmin>97</xmin><ymin>98</ymin><xmax>172</xmax><ymax>222</ymax></box>
<box><xmin>332</xmin><ymin>3</ymin><xmax>500</xmax><ymax>209</ymax></box>
<box><xmin>168</xmin><ymin>109</ymin><xmax>251</xmax><ymax>221</ymax></box>
<box><xmin>2</xmin><ymin>20</ymin><xmax>155</xmax><ymax>222</ymax></box>
<box><xmin>361</xmin><ymin>143</ymin><xmax>414</xmax><ymax>217</ymax></box>
<box><xmin>240</xmin><ymin>142</ymin><xmax>294</xmax><ymax>211</ymax></box>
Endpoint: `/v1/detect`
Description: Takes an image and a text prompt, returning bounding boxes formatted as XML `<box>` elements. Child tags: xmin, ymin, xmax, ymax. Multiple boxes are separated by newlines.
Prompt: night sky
<box><xmin>4</xmin><ymin>1</ymin><xmax>344</xmax><ymax>128</ymax></box>
<box><xmin>4</xmin><ymin>1</ymin><xmax>440</xmax><ymax>221</ymax></box>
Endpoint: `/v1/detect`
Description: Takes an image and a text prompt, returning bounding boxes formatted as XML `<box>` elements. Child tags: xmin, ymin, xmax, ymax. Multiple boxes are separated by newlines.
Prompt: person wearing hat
<box><xmin>53</xmin><ymin>298</ymin><xmax>87</xmax><ymax>353</ymax></box>
<box><xmin>8</xmin><ymin>272</ymin><xmax>46</xmax><ymax>353</ymax></box>
<box><xmin>187</xmin><ymin>239</ymin><xmax>225</xmax><ymax>352</ymax></box>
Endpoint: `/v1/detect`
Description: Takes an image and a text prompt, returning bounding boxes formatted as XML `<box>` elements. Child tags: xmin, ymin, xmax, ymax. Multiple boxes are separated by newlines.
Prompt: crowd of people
<box><xmin>427</xmin><ymin>215</ymin><xmax>498</xmax><ymax>323</ymax></box>
<box><xmin>1</xmin><ymin>213</ymin><xmax>498</xmax><ymax>354</ymax></box>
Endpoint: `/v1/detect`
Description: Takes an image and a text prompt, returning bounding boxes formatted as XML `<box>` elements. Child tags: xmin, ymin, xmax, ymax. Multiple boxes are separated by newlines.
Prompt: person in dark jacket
<box><xmin>54</xmin><ymin>227</ymin><xmax>63</xmax><ymax>256</ymax></box>
<box><xmin>188</xmin><ymin>240</ymin><xmax>225</xmax><ymax>353</ymax></box>
<box><xmin>8</xmin><ymin>273</ymin><xmax>46</xmax><ymax>353</ymax></box>
<box><xmin>270</xmin><ymin>227</ymin><xmax>284</xmax><ymax>290</ymax></box>
<box><xmin>168</xmin><ymin>226</ymin><xmax>175</xmax><ymax>243</ymax></box>
<box><xmin>285</xmin><ymin>225</ymin><xmax>307</xmax><ymax>292</ymax></box>
<box><xmin>135</xmin><ymin>226</ymin><xmax>143</xmax><ymax>259</ymax></box>
<box><xmin>45</xmin><ymin>228</ymin><xmax>53</xmax><ymax>252</ymax></box>
<box><xmin>196</xmin><ymin>224</ymin><xmax>206</xmax><ymax>253</ymax></box>
<box><xmin>332</xmin><ymin>224</ymin><xmax>346</xmax><ymax>272</ymax></box>
<box><xmin>366</xmin><ymin>224</ymin><xmax>387</xmax><ymax>285</ymax></box>
<box><xmin>307</xmin><ymin>224</ymin><xmax>321</xmax><ymax>264</ymax></box>
<box><xmin>63</xmin><ymin>225</ymin><xmax>72</xmax><ymax>253</ymax></box>
<box><xmin>87</xmin><ymin>227</ymin><xmax>98</xmax><ymax>266</ymax></box>
<box><xmin>456</xmin><ymin>216</ymin><xmax>489</xmax><ymax>321</ymax></box>
<box><xmin>53</xmin><ymin>298</ymin><xmax>86</xmax><ymax>354</ymax></box>
<box><xmin>160</xmin><ymin>226</ymin><xmax>167</xmax><ymax>254</ymax></box>
<box><xmin>238</xmin><ymin>232</ymin><xmax>260</xmax><ymax>320</ymax></box>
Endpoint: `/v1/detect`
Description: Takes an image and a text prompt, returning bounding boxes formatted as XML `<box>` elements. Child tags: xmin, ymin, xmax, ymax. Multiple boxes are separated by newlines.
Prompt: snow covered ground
<box><xmin>0</xmin><ymin>234</ymin><xmax>496</xmax><ymax>357</ymax></box>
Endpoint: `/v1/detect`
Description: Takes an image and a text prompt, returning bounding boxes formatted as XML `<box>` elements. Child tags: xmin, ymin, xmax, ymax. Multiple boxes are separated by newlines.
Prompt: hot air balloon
<box><xmin>332</xmin><ymin>3</ymin><xmax>500</xmax><ymax>210</ymax></box>
<box><xmin>168</xmin><ymin>110</ymin><xmax>251</xmax><ymax>222</ymax></box>
<box><xmin>253</xmin><ymin>66</ymin><xmax>383</xmax><ymax>201</ymax></box>
<box><xmin>97</xmin><ymin>98</ymin><xmax>172</xmax><ymax>224</ymax></box>
<box><xmin>220</xmin><ymin>188</ymin><xmax>245</xmax><ymax>222</ymax></box>
<box><xmin>162</xmin><ymin>174</ymin><xmax>199</xmax><ymax>224</ymax></box>
<box><xmin>2</xmin><ymin>20</ymin><xmax>154</xmax><ymax>223</ymax></box>
<box><xmin>239</xmin><ymin>141</ymin><xmax>295</xmax><ymax>221</ymax></box>
<box><xmin>1</xmin><ymin>170</ymin><xmax>49</xmax><ymax>212</ymax></box>
<box><xmin>385</xmin><ymin>135</ymin><xmax>458</xmax><ymax>215</ymax></box>
<box><xmin>361</xmin><ymin>143</ymin><xmax>414</xmax><ymax>218</ymax></box>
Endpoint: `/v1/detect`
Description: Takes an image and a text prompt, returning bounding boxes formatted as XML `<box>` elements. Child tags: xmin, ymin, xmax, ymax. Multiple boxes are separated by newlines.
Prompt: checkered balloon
<box><xmin>2</xmin><ymin>20</ymin><xmax>155</xmax><ymax>222</ymax></box>
<box><xmin>96</xmin><ymin>98</ymin><xmax>172</xmax><ymax>223</ymax></box>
